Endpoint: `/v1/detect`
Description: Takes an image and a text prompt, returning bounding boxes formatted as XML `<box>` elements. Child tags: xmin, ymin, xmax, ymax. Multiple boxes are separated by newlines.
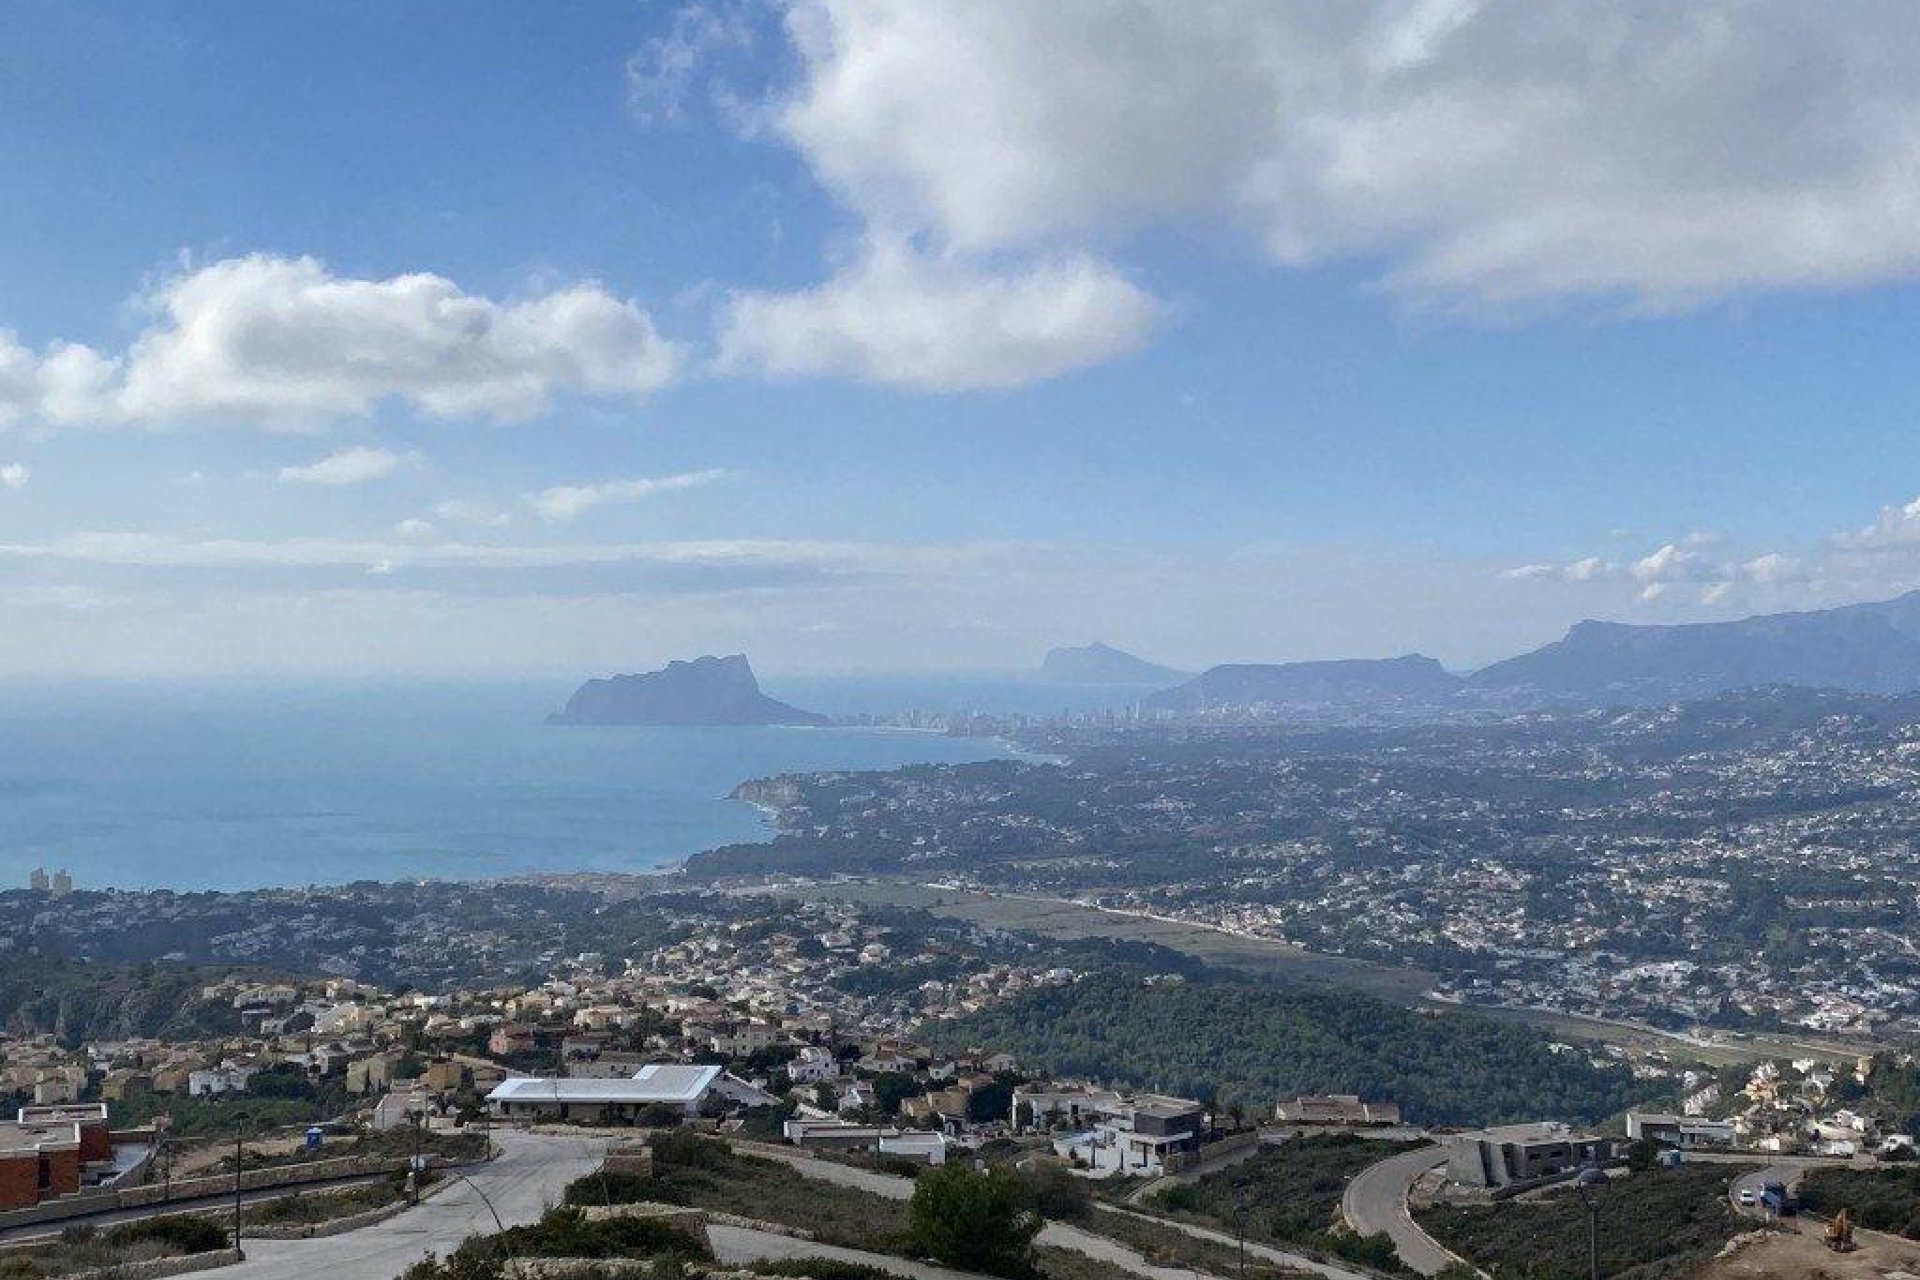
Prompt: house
<box><xmin>567</xmin><ymin>1051</ymin><xmax>658</xmax><ymax>1080</ymax></box>
<box><xmin>188</xmin><ymin>1061</ymin><xmax>261</xmax><ymax>1097</ymax></box>
<box><xmin>1625</xmin><ymin>1112</ymin><xmax>1736</xmax><ymax>1149</ymax></box>
<box><xmin>0</xmin><ymin>1121</ymin><xmax>80</xmax><ymax>1210</ymax></box>
<box><xmin>372</xmin><ymin>1089</ymin><xmax>431</xmax><ymax>1132</ymax></box>
<box><xmin>1036</xmin><ymin>1092</ymin><xmax>1206</xmax><ymax>1178</ymax></box>
<box><xmin>782</xmin><ymin>1118</ymin><xmax>949</xmax><ymax>1165</ymax></box>
<box><xmin>709</xmin><ymin>1021</ymin><xmax>783</xmax><ymax>1057</ymax></box>
<box><xmin>789</xmin><ymin>1047</ymin><xmax>841</xmax><ymax>1085</ymax></box>
<box><xmin>1444</xmin><ymin>1123</ymin><xmax>1614</xmax><ymax>1189</ymax></box>
<box><xmin>486</xmin><ymin>1064</ymin><xmax>776</xmax><ymax>1124</ymax></box>
<box><xmin>17</xmin><ymin>1105</ymin><xmax>111</xmax><ymax>1166</ymax></box>
<box><xmin>1012</xmin><ymin>1085</ymin><xmax>1123</xmax><ymax>1132</ymax></box>
<box><xmin>1275</xmin><ymin>1095</ymin><xmax>1403</xmax><ymax>1127</ymax></box>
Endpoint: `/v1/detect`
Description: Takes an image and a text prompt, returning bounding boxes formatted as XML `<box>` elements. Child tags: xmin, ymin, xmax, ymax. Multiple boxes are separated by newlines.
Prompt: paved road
<box><xmin>734</xmin><ymin>1144</ymin><xmax>914</xmax><ymax>1200</ymax></box>
<box><xmin>710</xmin><ymin>1224</ymin><xmax>989</xmax><ymax>1279</ymax></box>
<box><xmin>1342</xmin><ymin>1146</ymin><xmax>1461</xmax><ymax>1277</ymax></box>
<box><xmin>216</xmin><ymin>1130</ymin><xmax>606</xmax><ymax>1280</ymax></box>
<box><xmin>1092</xmin><ymin>1204</ymin><xmax>1377</xmax><ymax>1280</ymax></box>
<box><xmin>1730</xmin><ymin>1160</ymin><xmax>1823</xmax><ymax>1220</ymax></box>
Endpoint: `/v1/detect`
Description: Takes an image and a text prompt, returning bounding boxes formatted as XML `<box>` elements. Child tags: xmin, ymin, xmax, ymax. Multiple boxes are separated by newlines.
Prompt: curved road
<box><xmin>1342</xmin><ymin>1146</ymin><xmax>1462</xmax><ymax>1277</ymax></box>
<box><xmin>217</xmin><ymin>1129</ymin><xmax>607</xmax><ymax>1280</ymax></box>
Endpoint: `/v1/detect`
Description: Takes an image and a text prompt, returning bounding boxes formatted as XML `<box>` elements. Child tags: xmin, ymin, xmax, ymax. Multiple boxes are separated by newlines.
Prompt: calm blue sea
<box><xmin>0</xmin><ymin>678</ymin><xmax>1098</xmax><ymax>893</ymax></box>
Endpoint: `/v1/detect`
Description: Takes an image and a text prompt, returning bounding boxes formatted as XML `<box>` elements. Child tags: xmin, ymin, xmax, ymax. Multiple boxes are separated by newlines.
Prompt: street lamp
<box><xmin>1574</xmin><ymin>1164</ymin><xmax>1604</xmax><ymax>1280</ymax></box>
<box><xmin>231</xmin><ymin>1110</ymin><xmax>252</xmax><ymax>1261</ymax></box>
<box><xmin>1234</xmin><ymin>1180</ymin><xmax>1251</xmax><ymax>1280</ymax></box>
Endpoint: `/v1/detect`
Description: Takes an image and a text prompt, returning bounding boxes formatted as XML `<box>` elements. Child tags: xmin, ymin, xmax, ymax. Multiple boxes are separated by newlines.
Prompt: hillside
<box><xmin>924</xmin><ymin>972</ymin><xmax>1642</xmax><ymax>1126</ymax></box>
<box><xmin>551</xmin><ymin>654</ymin><xmax>827</xmax><ymax>726</ymax></box>
<box><xmin>0</xmin><ymin>958</ymin><xmax>244</xmax><ymax>1046</ymax></box>
<box><xmin>1474</xmin><ymin>590</ymin><xmax>1920</xmax><ymax>702</ymax></box>
<box><xmin>1145</xmin><ymin>654</ymin><xmax>1462</xmax><ymax>715</ymax></box>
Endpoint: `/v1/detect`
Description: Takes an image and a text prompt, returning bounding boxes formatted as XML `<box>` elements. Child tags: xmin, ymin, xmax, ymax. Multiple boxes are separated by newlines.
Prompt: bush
<box><xmin>649</xmin><ymin>1128</ymin><xmax>733</xmax><ymax>1169</ymax></box>
<box><xmin>909</xmin><ymin>1164</ymin><xmax>1042</xmax><ymax>1279</ymax></box>
<box><xmin>563</xmin><ymin>1169</ymin><xmax>682</xmax><ymax>1207</ymax></box>
<box><xmin>1019</xmin><ymin>1164</ymin><xmax>1091</xmax><ymax>1221</ymax></box>
<box><xmin>1799</xmin><ymin>1166</ymin><xmax>1920</xmax><ymax>1236</ymax></box>
<box><xmin>106</xmin><ymin>1215</ymin><xmax>229</xmax><ymax>1253</ymax></box>
<box><xmin>1146</xmin><ymin>1183</ymin><xmax>1205</xmax><ymax>1213</ymax></box>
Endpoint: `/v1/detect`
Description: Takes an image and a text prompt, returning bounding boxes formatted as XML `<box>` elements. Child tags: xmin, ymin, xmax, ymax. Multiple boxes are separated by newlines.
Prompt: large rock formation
<box><xmin>551</xmin><ymin>655</ymin><xmax>827</xmax><ymax>726</ymax></box>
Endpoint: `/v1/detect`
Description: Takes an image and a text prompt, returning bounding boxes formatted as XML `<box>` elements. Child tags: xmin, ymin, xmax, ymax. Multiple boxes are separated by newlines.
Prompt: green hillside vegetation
<box><xmin>1418</xmin><ymin>1164</ymin><xmax>1752</xmax><ymax>1280</ymax></box>
<box><xmin>924</xmin><ymin>973</ymin><xmax>1642</xmax><ymax>1126</ymax></box>
<box><xmin>0</xmin><ymin>957</ymin><xmax>243</xmax><ymax>1045</ymax></box>
<box><xmin>1797</xmin><ymin>1165</ymin><xmax>1920</xmax><ymax>1237</ymax></box>
<box><xmin>1151</xmin><ymin>1133</ymin><xmax>1420</xmax><ymax>1240</ymax></box>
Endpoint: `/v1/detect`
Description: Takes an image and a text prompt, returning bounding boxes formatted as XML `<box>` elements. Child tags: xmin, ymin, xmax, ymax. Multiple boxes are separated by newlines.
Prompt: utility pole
<box><xmin>231</xmin><ymin>1111</ymin><xmax>251</xmax><ymax>1261</ymax></box>
<box><xmin>1235</xmin><ymin>1182</ymin><xmax>1250</xmax><ymax>1280</ymax></box>
<box><xmin>1575</xmin><ymin>1164</ymin><xmax>1603</xmax><ymax>1280</ymax></box>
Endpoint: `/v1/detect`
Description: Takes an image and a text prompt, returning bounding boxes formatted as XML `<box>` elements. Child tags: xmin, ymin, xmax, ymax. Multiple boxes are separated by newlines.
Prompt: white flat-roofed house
<box><xmin>788</xmin><ymin>1046</ymin><xmax>841</xmax><ymax>1085</ymax></box>
<box><xmin>486</xmin><ymin>1063</ymin><xmax>775</xmax><ymax>1124</ymax></box>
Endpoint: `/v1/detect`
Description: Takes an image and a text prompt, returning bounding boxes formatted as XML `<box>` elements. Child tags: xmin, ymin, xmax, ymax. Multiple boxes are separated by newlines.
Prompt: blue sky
<box><xmin>4</xmin><ymin>0</ymin><xmax>1920</xmax><ymax>676</ymax></box>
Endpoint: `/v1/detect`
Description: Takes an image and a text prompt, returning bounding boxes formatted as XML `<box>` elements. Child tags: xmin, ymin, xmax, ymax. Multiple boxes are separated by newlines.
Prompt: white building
<box><xmin>486</xmin><ymin>1064</ymin><xmax>775</xmax><ymax>1124</ymax></box>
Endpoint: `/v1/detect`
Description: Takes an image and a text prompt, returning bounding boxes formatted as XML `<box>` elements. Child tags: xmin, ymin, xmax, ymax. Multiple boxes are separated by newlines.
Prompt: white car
<box><xmin>1736</xmin><ymin>1187</ymin><xmax>1758</xmax><ymax>1206</ymax></box>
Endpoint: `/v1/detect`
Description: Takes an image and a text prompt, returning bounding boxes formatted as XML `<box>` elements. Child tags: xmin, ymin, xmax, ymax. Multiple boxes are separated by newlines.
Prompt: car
<box><xmin>1737</xmin><ymin>1187</ymin><xmax>1758</xmax><ymax>1206</ymax></box>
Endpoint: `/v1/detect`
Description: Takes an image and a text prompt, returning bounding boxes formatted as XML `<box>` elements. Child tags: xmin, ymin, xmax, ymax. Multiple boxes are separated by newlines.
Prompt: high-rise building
<box><xmin>27</xmin><ymin>868</ymin><xmax>48</xmax><ymax>893</ymax></box>
<box><xmin>50</xmin><ymin>870</ymin><xmax>72</xmax><ymax>897</ymax></box>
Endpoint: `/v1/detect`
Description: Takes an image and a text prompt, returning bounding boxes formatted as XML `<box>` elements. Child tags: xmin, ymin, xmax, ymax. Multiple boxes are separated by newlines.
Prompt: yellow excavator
<box><xmin>1825</xmin><ymin>1207</ymin><xmax>1857</xmax><ymax>1253</ymax></box>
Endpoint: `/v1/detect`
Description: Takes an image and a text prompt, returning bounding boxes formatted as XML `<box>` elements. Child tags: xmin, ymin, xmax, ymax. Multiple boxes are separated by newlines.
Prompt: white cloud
<box><xmin>626</xmin><ymin>3</ymin><xmax>756</xmax><ymax>126</ymax></box>
<box><xmin>432</xmin><ymin>499</ymin><xmax>514</xmax><ymax>529</ymax></box>
<box><xmin>528</xmin><ymin>468</ymin><xmax>726</xmax><ymax>523</ymax></box>
<box><xmin>0</xmin><ymin>463</ymin><xmax>26</xmax><ymax>490</ymax></box>
<box><xmin>1498</xmin><ymin>563</ymin><xmax>1554</xmax><ymax>580</ymax></box>
<box><xmin>394</xmin><ymin>518</ymin><xmax>436</xmax><ymax>539</ymax></box>
<box><xmin>278</xmin><ymin>446</ymin><xmax>407</xmax><ymax>486</ymax></box>
<box><xmin>719</xmin><ymin>241</ymin><xmax>1156</xmax><ymax>389</ymax></box>
<box><xmin>1</xmin><ymin>255</ymin><xmax>684</xmax><ymax>428</ymax></box>
<box><xmin>1742</xmin><ymin>552</ymin><xmax>1801</xmax><ymax>585</ymax></box>
<box><xmin>775</xmin><ymin>1</ymin><xmax>1920</xmax><ymax>306</ymax></box>
<box><xmin>1562</xmin><ymin>556</ymin><xmax>1610</xmax><ymax>582</ymax></box>
<box><xmin>1631</xmin><ymin>543</ymin><xmax>1705</xmax><ymax>583</ymax></box>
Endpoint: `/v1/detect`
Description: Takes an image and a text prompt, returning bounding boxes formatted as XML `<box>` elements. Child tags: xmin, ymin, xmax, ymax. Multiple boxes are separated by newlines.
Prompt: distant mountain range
<box><xmin>1470</xmin><ymin>590</ymin><xmax>1920</xmax><ymax>702</ymax></box>
<box><xmin>1039</xmin><ymin>642</ymin><xmax>1189</xmax><ymax>685</ymax></box>
<box><xmin>1144</xmin><ymin>654</ymin><xmax>1461</xmax><ymax>714</ymax></box>
<box><xmin>551</xmin><ymin>655</ymin><xmax>827</xmax><ymax>726</ymax></box>
<box><xmin>1128</xmin><ymin>590</ymin><xmax>1920</xmax><ymax>716</ymax></box>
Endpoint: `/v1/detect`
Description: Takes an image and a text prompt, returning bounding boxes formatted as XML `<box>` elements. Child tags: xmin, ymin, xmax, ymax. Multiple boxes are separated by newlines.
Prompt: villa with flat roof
<box><xmin>485</xmin><ymin>1063</ymin><xmax>775</xmax><ymax>1123</ymax></box>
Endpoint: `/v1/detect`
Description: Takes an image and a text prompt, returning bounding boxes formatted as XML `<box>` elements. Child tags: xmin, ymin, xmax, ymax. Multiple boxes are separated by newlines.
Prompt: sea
<box><xmin>0</xmin><ymin>675</ymin><xmax>1152</xmax><ymax>893</ymax></box>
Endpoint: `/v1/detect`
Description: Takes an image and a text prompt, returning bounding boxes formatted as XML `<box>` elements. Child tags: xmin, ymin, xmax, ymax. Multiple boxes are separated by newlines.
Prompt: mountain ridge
<box><xmin>1471</xmin><ymin>589</ymin><xmax>1920</xmax><ymax>701</ymax></box>
<box><xmin>1145</xmin><ymin>654</ymin><xmax>1461</xmax><ymax>714</ymax></box>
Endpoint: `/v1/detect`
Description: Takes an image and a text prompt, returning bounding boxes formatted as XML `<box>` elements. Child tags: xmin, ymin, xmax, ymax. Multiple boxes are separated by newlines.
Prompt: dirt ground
<box><xmin>1694</xmin><ymin>1221</ymin><xmax>1920</xmax><ymax>1280</ymax></box>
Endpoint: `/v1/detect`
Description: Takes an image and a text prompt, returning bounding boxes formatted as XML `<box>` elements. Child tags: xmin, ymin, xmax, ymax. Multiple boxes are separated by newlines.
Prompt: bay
<box><xmin>0</xmin><ymin>681</ymin><xmax>1021</xmax><ymax>892</ymax></box>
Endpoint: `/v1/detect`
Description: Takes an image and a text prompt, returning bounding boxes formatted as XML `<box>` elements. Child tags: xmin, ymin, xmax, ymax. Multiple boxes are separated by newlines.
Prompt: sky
<box><xmin>6</xmin><ymin>1</ymin><xmax>1920</xmax><ymax>677</ymax></box>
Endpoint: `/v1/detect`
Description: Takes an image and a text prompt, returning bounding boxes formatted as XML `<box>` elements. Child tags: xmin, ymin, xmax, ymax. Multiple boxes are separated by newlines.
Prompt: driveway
<box><xmin>215</xmin><ymin>1129</ymin><xmax>606</xmax><ymax>1280</ymax></box>
<box><xmin>1342</xmin><ymin>1145</ymin><xmax>1462</xmax><ymax>1277</ymax></box>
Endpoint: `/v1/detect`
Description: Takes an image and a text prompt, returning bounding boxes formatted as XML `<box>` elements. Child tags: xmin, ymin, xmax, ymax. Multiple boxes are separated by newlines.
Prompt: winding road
<box><xmin>215</xmin><ymin>1129</ymin><xmax>607</xmax><ymax>1280</ymax></box>
<box><xmin>1341</xmin><ymin>1145</ymin><xmax>1462</xmax><ymax>1277</ymax></box>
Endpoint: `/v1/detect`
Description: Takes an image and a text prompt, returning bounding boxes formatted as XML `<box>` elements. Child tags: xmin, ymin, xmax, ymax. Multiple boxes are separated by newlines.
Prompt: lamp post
<box><xmin>1575</xmin><ymin>1164</ymin><xmax>1604</xmax><ymax>1280</ymax></box>
<box><xmin>1234</xmin><ymin>1181</ymin><xmax>1250</xmax><ymax>1280</ymax></box>
<box><xmin>231</xmin><ymin>1110</ymin><xmax>251</xmax><ymax>1261</ymax></box>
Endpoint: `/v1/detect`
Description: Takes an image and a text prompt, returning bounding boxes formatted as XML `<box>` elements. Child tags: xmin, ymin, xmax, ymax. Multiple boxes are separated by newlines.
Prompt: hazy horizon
<box><xmin>7</xmin><ymin>3</ymin><xmax>1920</xmax><ymax>677</ymax></box>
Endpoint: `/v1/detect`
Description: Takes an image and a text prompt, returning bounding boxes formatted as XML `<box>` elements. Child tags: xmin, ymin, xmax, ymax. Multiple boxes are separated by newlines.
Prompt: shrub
<box><xmin>908</xmin><ymin>1164</ymin><xmax>1042</xmax><ymax>1279</ymax></box>
<box><xmin>106</xmin><ymin>1214</ymin><xmax>229</xmax><ymax>1253</ymax></box>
